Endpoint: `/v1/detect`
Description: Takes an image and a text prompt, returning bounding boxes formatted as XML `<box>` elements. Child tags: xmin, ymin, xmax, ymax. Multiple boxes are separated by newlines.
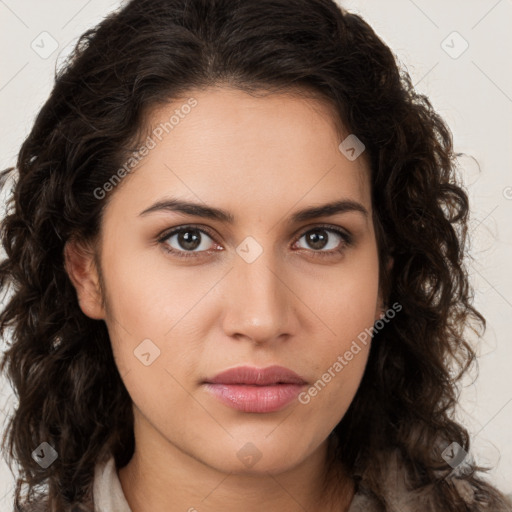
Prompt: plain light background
<box><xmin>0</xmin><ymin>0</ymin><xmax>511</xmax><ymax>507</ymax></box>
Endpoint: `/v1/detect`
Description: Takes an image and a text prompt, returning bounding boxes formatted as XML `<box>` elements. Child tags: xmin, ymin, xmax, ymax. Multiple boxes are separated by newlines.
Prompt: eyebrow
<box><xmin>138</xmin><ymin>197</ymin><xmax>368</xmax><ymax>223</ymax></box>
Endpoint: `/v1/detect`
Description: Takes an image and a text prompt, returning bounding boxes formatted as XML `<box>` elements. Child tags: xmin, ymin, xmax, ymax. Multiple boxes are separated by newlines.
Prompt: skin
<box><xmin>65</xmin><ymin>86</ymin><xmax>385</xmax><ymax>512</ymax></box>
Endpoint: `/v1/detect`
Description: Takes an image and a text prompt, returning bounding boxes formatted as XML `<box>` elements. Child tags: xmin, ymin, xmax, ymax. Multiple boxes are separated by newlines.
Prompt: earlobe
<box><xmin>375</xmin><ymin>255</ymin><xmax>394</xmax><ymax>322</ymax></box>
<box><xmin>63</xmin><ymin>238</ymin><xmax>105</xmax><ymax>320</ymax></box>
<box><xmin>386</xmin><ymin>256</ymin><xmax>394</xmax><ymax>273</ymax></box>
<box><xmin>374</xmin><ymin>304</ymin><xmax>386</xmax><ymax>323</ymax></box>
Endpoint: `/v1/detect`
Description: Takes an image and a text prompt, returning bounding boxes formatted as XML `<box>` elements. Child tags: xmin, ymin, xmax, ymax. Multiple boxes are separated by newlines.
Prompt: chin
<box><xmin>199</xmin><ymin>437</ymin><xmax>310</xmax><ymax>476</ymax></box>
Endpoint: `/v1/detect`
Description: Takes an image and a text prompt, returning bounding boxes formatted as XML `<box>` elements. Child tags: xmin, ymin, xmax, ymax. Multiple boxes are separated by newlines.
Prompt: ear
<box><xmin>375</xmin><ymin>255</ymin><xmax>394</xmax><ymax>322</ymax></box>
<box><xmin>64</xmin><ymin>237</ymin><xmax>106</xmax><ymax>320</ymax></box>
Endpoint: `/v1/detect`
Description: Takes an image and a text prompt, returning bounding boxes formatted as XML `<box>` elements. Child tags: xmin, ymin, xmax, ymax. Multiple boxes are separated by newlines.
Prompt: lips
<box><xmin>205</xmin><ymin>365</ymin><xmax>307</xmax><ymax>386</ymax></box>
<box><xmin>203</xmin><ymin>365</ymin><xmax>307</xmax><ymax>413</ymax></box>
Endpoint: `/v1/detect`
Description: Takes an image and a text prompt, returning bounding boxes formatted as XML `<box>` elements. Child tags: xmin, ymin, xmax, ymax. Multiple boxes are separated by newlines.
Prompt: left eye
<box><xmin>294</xmin><ymin>226</ymin><xmax>351</xmax><ymax>253</ymax></box>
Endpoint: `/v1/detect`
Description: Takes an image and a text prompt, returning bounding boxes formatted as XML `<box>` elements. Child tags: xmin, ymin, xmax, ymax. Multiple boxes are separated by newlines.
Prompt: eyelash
<box><xmin>157</xmin><ymin>224</ymin><xmax>353</xmax><ymax>260</ymax></box>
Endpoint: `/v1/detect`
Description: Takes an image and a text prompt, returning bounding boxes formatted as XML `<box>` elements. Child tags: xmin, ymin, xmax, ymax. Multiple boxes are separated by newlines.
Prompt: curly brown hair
<box><xmin>0</xmin><ymin>0</ymin><xmax>510</xmax><ymax>510</ymax></box>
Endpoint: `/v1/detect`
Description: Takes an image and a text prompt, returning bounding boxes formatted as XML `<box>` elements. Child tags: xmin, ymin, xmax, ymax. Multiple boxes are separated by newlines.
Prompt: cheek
<box><xmin>296</xmin><ymin>339</ymin><xmax>370</xmax><ymax>444</ymax></box>
<box><xmin>102</xmin><ymin>256</ymin><xmax>217</xmax><ymax>408</ymax></box>
<box><xmin>300</xmin><ymin>244</ymin><xmax>380</xmax><ymax>341</ymax></box>
<box><xmin>102</xmin><ymin>242</ymin><xmax>207</xmax><ymax>342</ymax></box>
<box><xmin>296</xmin><ymin>247</ymin><xmax>378</xmax><ymax>411</ymax></box>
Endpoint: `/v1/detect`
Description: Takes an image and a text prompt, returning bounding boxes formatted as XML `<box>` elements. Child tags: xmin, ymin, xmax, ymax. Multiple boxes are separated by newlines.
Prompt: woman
<box><xmin>0</xmin><ymin>0</ymin><xmax>510</xmax><ymax>510</ymax></box>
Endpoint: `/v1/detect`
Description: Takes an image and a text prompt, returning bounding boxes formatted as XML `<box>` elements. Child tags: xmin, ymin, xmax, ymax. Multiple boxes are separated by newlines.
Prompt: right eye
<box><xmin>158</xmin><ymin>225</ymin><xmax>222</xmax><ymax>259</ymax></box>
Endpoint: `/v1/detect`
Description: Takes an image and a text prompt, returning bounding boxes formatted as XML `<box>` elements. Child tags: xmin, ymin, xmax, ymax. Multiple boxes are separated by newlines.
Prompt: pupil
<box><xmin>308</xmin><ymin>229</ymin><xmax>328</xmax><ymax>250</ymax></box>
<box><xmin>179</xmin><ymin>230</ymin><xmax>200</xmax><ymax>250</ymax></box>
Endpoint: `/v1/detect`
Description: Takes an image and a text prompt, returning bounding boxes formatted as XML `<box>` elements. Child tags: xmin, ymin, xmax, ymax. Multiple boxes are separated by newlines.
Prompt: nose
<box><xmin>220</xmin><ymin>247</ymin><xmax>297</xmax><ymax>345</ymax></box>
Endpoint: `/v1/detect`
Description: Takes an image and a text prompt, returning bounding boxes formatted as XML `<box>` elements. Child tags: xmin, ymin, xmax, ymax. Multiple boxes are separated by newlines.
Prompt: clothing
<box><xmin>92</xmin><ymin>453</ymin><xmax>512</xmax><ymax>512</ymax></box>
<box><xmin>93</xmin><ymin>456</ymin><xmax>132</xmax><ymax>512</ymax></box>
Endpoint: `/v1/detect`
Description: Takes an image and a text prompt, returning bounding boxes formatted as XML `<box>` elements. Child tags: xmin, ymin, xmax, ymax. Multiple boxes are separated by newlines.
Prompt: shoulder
<box><xmin>350</xmin><ymin>448</ymin><xmax>512</xmax><ymax>512</ymax></box>
<box><xmin>15</xmin><ymin>501</ymin><xmax>49</xmax><ymax>512</ymax></box>
<box><xmin>16</xmin><ymin>500</ymin><xmax>93</xmax><ymax>512</ymax></box>
<box><xmin>13</xmin><ymin>496</ymin><xmax>49</xmax><ymax>512</ymax></box>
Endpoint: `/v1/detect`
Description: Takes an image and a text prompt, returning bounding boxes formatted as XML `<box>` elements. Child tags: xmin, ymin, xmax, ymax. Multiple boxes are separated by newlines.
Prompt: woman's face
<box><xmin>67</xmin><ymin>86</ymin><xmax>382</xmax><ymax>475</ymax></box>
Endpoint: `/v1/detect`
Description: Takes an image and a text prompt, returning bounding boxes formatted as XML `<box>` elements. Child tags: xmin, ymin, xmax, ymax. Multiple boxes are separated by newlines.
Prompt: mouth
<box><xmin>203</xmin><ymin>365</ymin><xmax>308</xmax><ymax>413</ymax></box>
<box><xmin>205</xmin><ymin>365</ymin><xmax>307</xmax><ymax>386</ymax></box>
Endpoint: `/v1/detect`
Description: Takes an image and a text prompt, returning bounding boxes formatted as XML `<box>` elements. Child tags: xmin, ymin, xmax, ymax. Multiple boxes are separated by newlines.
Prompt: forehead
<box><xmin>104</xmin><ymin>87</ymin><xmax>371</xmax><ymax>225</ymax></box>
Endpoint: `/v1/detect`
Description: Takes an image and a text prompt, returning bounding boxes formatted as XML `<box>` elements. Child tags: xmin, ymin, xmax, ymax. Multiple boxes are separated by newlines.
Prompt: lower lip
<box><xmin>204</xmin><ymin>383</ymin><xmax>305</xmax><ymax>413</ymax></box>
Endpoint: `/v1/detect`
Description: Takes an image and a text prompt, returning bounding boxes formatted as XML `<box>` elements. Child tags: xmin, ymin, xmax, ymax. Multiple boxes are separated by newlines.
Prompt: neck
<box><xmin>118</xmin><ymin>431</ymin><xmax>355</xmax><ymax>512</ymax></box>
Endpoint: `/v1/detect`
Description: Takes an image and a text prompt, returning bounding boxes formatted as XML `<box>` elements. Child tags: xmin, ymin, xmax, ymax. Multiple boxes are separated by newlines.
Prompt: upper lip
<box><xmin>205</xmin><ymin>365</ymin><xmax>307</xmax><ymax>385</ymax></box>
